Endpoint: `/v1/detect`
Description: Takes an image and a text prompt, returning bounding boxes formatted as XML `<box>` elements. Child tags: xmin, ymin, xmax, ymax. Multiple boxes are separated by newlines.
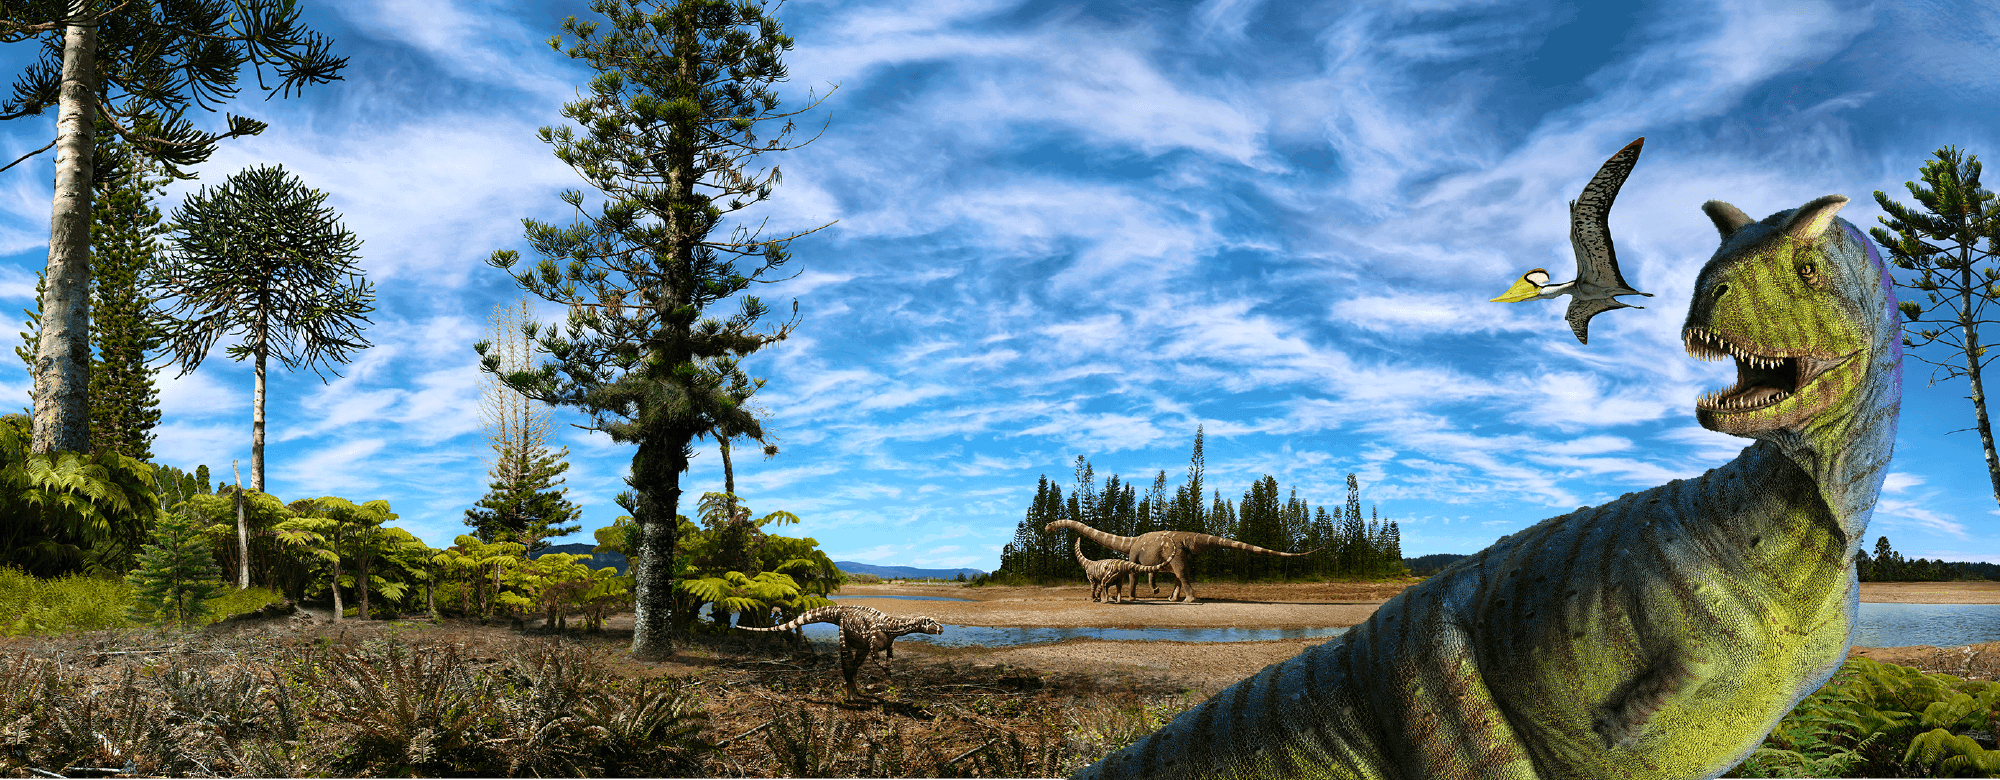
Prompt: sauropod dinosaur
<box><xmin>1045</xmin><ymin>518</ymin><xmax>1319</xmax><ymax>603</ymax></box>
<box><xmin>1074</xmin><ymin>537</ymin><xmax>1176</xmax><ymax>603</ymax></box>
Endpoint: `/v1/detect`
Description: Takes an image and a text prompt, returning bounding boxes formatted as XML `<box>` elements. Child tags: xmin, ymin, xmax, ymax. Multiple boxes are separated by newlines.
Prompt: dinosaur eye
<box><xmin>1799</xmin><ymin>262</ymin><xmax>1819</xmax><ymax>285</ymax></box>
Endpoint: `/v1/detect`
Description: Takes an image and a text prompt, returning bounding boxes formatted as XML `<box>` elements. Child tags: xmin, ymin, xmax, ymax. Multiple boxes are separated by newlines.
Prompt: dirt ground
<box><xmin>26</xmin><ymin>579</ymin><xmax>1995</xmax><ymax>705</ymax></box>
<box><xmin>788</xmin><ymin>579</ymin><xmax>2000</xmax><ymax>697</ymax></box>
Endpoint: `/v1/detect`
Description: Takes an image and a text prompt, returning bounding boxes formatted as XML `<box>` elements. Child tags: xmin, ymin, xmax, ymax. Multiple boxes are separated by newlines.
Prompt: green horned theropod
<box><xmin>1046</xmin><ymin>519</ymin><xmax>1319</xmax><ymax>603</ymax></box>
<box><xmin>1075</xmin><ymin>193</ymin><xmax>1902</xmax><ymax>780</ymax></box>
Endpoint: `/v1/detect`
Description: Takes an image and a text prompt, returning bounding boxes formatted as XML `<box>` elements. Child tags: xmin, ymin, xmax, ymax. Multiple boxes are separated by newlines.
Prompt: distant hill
<box><xmin>835</xmin><ymin>561</ymin><xmax>987</xmax><ymax>581</ymax></box>
<box><xmin>1404</xmin><ymin>553</ymin><xmax>1471</xmax><ymax>576</ymax></box>
<box><xmin>531</xmin><ymin>543</ymin><xmax>628</xmax><ymax>575</ymax></box>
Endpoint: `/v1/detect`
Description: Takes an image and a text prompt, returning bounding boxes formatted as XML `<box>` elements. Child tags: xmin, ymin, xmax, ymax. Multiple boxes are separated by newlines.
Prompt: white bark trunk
<box><xmin>30</xmin><ymin>1</ymin><xmax>97</xmax><ymax>455</ymax></box>
<box><xmin>252</xmin><ymin>323</ymin><xmax>267</xmax><ymax>491</ymax></box>
<box><xmin>233</xmin><ymin>460</ymin><xmax>250</xmax><ymax>589</ymax></box>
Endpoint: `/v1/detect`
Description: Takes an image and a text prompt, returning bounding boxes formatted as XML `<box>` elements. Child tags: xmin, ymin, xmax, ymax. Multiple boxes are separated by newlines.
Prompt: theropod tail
<box><xmin>1182</xmin><ymin>532</ymin><xmax>1320</xmax><ymax>557</ymax></box>
<box><xmin>736</xmin><ymin>604</ymin><xmax>849</xmax><ymax>633</ymax></box>
<box><xmin>1046</xmin><ymin>518</ymin><xmax>1138</xmax><ymax>554</ymax></box>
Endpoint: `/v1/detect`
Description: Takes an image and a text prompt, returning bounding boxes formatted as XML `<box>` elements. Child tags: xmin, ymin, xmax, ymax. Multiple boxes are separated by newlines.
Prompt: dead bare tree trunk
<box><xmin>233</xmin><ymin>460</ymin><xmax>249</xmax><ymax>589</ymax></box>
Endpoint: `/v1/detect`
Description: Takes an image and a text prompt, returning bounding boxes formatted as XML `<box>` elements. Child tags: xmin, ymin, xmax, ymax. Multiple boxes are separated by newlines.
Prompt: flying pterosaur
<box><xmin>1491</xmin><ymin>136</ymin><xmax>1654</xmax><ymax>344</ymax></box>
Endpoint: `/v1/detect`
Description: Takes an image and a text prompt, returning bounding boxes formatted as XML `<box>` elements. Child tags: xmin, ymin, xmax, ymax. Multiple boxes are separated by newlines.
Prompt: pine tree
<box><xmin>126</xmin><ymin>508</ymin><xmax>225</xmax><ymax>629</ymax></box>
<box><xmin>145</xmin><ymin>164</ymin><xmax>376</xmax><ymax>492</ymax></box>
<box><xmin>4</xmin><ymin>0</ymin><xmax>347</xmax><ymax>456</ymax></box>
<box><xmin>14</xmin><ymin>119</ymin><xmax>170</xmax><ymax>455</ymax></box>
<box><xmin>484</xmin><ymin>0</ymin><xmax>834</xmax><ymax>658</ymax></box>
<box><xmin>467</xmin><ymin>296</ymin><xmax>581</xmax><ymax>552</ymax></box>
<box><xmin>86</xmin><ymin>118</ymin><xmax>168</xmax><ymax>460</ymax></box>
<box><xmin>1186</xmin><ymin>425</ymin><xmax>1206</xmax><ymax>532</ymax></box>
<box><xmin>1144</xmin><ymin>469</ymin><xmax>1169</xmax><ymax>536</ymax></box>
<box><xmin>1872</xmin><ymin>147</ymin><xmax>2000</xmax><ymax>510</ymax></box>
<box><xmin>1340</xmin><ymin>473</ymin><xmax>1366</xmax><ymax>575</ymax></box>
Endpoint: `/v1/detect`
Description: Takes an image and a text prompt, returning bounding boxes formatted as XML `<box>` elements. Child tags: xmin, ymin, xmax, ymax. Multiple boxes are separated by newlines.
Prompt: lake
<box><xmin>784</xmin><ymin>598</ymin><xmax>2000</xmax><ymax>650</ymax></box>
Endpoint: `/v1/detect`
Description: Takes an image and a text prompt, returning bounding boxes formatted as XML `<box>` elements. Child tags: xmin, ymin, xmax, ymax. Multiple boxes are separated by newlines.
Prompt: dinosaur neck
<box><xmin>1752</xmin><ymin>223</ymin><xmax>1902</xmax><ymax>552</ymax></box>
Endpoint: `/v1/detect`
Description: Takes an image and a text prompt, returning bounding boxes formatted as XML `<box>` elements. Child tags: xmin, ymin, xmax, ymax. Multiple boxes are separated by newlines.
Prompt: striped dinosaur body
<box><xmin>1076</xmin><ymin>194</ymin><xmax>1901</xmax><ymax>780</ymax></box>
<box><xmin>1075</xmin><ymin>537</ymin><xmax>1177</xmax><ymax>603</ymax></box>
<box><xmin>737</xmin><ymin>605</ymin><xmax>943</xmax><ymax>700</ymax></box>
<box><xmin>1047</xmin><ymin>519</ymin><xmax>1318</xmax><ymax>602</ymax></box>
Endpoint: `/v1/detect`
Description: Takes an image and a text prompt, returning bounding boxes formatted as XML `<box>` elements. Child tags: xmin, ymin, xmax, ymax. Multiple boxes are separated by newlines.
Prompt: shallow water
<box><xmin>831</xmin><ymin>594</ymin><xmax>973</xmax><ymax>603</ymax></box>
<box><xmin>781</xmin><ymin>602</ymin><xmax>2000</xmax><ymax>649</ymax></box>
<box><xmin>1851</xmin><ymin>603</ymin><xmax>2000</xmax><ymax>648</ymax></box>
<box><xmin>713</xmin><ymin>596</ymin><xmax>2000</xmax><ymax>649</ymax></box>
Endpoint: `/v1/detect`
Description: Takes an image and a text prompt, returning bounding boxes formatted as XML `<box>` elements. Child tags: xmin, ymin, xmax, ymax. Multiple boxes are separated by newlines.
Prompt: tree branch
<box><xmin>0</xmin><ymin>137</ymin><xmax>56</xmax><ymax>174</ymax></box>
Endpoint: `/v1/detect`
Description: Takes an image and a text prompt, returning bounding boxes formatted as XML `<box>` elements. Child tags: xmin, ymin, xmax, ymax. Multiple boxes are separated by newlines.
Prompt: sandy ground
<box><xmin>828</xmin><ymin>580</ymin><xmax>2000</xmax><ymax>696</ymax></box>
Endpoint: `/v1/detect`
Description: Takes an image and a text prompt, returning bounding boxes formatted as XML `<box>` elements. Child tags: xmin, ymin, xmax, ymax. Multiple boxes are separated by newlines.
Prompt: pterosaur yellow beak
<box><xmin>1490</xmin><ymin>273</ymin><xmax>1543</xmax><ymax>303</ymax></box>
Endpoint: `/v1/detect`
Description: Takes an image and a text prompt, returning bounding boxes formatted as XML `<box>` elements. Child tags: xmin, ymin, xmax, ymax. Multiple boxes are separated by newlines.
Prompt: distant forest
<box><xmin>1857</xmin><ymin>536</ymin><xmax>2000</xmax><ymax>582</ymax></box>
<box><xmin>995</xmin><ymin>427</ymin><xmax>1409</xmax><ymax>584</ymax></box>
<box><xmin>1398</xmin><ymin>543</ymin><xmax>2000</xmax><ymax>581</ymax></box>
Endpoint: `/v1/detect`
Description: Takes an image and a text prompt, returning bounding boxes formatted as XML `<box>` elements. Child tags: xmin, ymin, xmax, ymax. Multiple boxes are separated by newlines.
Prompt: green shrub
<box><xmin>0</xmin><ymin>566</ymin><xmax>135</xmax><ymax>635</ymax></box>
<box><xmin>0</xmin><ymin>566</ymin><xmax>286</xmax><ymax>637</ymax></box>
<box><xmin>127</xmin><ymin>509</ymin><xmax>226</xmax><ymax>629</ymax></box>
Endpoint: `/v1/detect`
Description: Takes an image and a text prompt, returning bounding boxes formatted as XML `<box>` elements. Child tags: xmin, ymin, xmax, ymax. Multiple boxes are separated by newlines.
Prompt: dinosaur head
<box><xmin>1682</xmin><ymin>195</ymin><xmax>1900</xmax><ymax>455</ymax></box>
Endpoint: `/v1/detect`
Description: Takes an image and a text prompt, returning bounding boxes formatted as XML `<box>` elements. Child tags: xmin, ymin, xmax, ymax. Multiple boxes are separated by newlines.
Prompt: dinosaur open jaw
<box><xmin>1684</xmin><ymin>328</ymin><xmax>1852</xmax><ymax>413</ymax></box>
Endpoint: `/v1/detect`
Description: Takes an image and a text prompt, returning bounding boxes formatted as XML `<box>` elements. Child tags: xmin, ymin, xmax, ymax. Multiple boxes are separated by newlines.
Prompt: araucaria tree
<box><xmin>86</xmin><ymin>119</ymin><xmax>169</xmax><ymax>460</ymax></box>
<box><xmin>1872</xmin><ymin>146</ymin><xmax>2000</xmax><ymax>509</ymax></box>
<box><xmin>127</xmin><ymin>507</ymin><xmax>225</xmax><ymax>629</ymax></box>
<box><xmin>14</xmin><ymin>118</ymin><xmax>171</xmax><ymax>456</ymax></box>
<box><xmin>466</xmin><ymin>296</ymin><xmax>582</xmax><ymax>552</ymax></box>
<box><xmin>0</xmin><ymin>0</ymin><xmax>347</xmax><ymax>456</ymax></box>
<box><xmin>144</xmin><ymin>164</ymin><xmax>375</xmax><ymax>492</ymax></box>
<box><xmin>483</xmin><ymin>0</ymin><xmax>835</xmax><ymax>659</ymax></box>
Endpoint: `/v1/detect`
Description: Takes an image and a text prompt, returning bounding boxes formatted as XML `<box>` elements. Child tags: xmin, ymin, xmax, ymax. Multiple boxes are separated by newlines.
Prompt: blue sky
<box><xmin>2</xmin><ymin>0</ymin><xmax>1997</xmax><ymax>572</ymax></box>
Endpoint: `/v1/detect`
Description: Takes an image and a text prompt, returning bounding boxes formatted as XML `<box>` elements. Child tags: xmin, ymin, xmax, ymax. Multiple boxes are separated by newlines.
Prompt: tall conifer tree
<box><xmin>467</xmin><ymin>296</ymin><xmax>582</xmax><ymax>552</ymax></box>
<box><xmin>145</xmin><ymin>164</ymin><xmax>376</xmax><ymax>492</ymax></box>
<box><xmin>1</xmin><ymin>0</ymin><xmax>347</xmax><ymax>456</ymax></box>
<box><xmin>485</xmin><ymin>0</ymin><xmax>835</xmax><ymax>658</ymax></box>
<box><xmin>85</xmin><ymin>117</ymin><xmax>167</xmax><ymax>461</ymax></box>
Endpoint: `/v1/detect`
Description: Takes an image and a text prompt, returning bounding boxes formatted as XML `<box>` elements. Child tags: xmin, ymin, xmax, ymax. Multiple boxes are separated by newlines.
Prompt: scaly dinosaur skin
<box><xmin>1074</xmin><ymin>195</ymin><xmax>1901</xmax><ymax>780</ymax></box>
<box><xmin>737</xmin><ymin>605</ymin><xmax>944</xmax><ymax>700</ymax></box>
<box><xmin>1046</xmin><ymin>519</ymin><xmax>1319</xmax><ymax>603</ymax></box>
<box><xmin>1075</xmin><ymin>537</ymin><xmax>1177</xmax><ymax>603</ymax></box>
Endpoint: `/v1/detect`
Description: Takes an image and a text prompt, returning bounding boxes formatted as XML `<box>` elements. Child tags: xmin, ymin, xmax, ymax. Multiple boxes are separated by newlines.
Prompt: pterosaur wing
<box><xmin>1569</xmin><ymin>137</ymin><xmax>1647</xmax><ymax>294</ymax></box>
<box><xmin>1565</xmin><ymin>296</ymin><xmax>1641</xmax><ymax>345</ymax></box>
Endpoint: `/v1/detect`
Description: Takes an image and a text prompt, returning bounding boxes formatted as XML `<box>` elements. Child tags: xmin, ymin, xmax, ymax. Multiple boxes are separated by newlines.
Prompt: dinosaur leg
<box><xmin>839</xmin><ymin>623</ymin><xmax>871</xmax><ymax>700</ymax></box>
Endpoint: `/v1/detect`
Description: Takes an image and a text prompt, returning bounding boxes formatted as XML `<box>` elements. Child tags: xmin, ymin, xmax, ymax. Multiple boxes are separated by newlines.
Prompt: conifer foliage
<box><xmin>467</xmin><ymin>297</ymin><xmax>581</xmax><ymax>552</ymax></box>
<box><xmin>126</xmin><ymin>508</ymin><xmax>226</xmax><ymax>629</ymax></box>
<box><xmin>144</xmin><ymin>163</ymin><xmax>375</xmax><ymax>493</ymax></box>
<box><xmin>484</xmin><ymin>0</ymin><xmax>837</xmax><ymax>658</ymax></box>
<box><xmin>999</xmin><ymin>429</ymin><xmax>1409</xmax><ymax>583</ymax></box>
<box><xmin>85</xmin><ymin>119</ymin><xmax>169</xmax><ymax>462</ymax></box>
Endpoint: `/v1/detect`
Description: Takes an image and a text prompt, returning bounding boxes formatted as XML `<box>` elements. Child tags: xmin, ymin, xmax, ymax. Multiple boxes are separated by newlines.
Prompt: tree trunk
<box><xmin>252</xmin><ymin>321</ymin><xmax>267</xmax><ymax>491</ymax></box>
<box><xmin>1960</xmin><ymin>248</ymin><xmax>2000</xmax><ymax>509</ymax></box>
<box><xmin>330</xmin><ymin>553</ymin><xmax>343</xmax><ymax>623</ymax></box>
<box><xmin>30</xmin><ymin>1</ymin><xmax>98</xmax><ymax>456</ymax></box>
<box><xmin>233</xmin><ymin>460</ymin><xmax>250</xmax><ymax>589</ymax></box>
<box><xmin>425</xmin><ymin>563</ymin><xmax>437</xmax><ymax>620</ymax></box>
<box><xmin>630</xmin><ymin>432</ymin><xmax>686</xmax><ymax>660</ymax></box>
<box><xmin>358</xmin><ymin>554</ymin><xmax>371</xmax><ymax>620</ymax></box>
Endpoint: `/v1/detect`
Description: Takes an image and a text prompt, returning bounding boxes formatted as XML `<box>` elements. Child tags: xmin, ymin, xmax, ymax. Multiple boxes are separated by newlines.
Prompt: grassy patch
<box><xmin>0</xmin><ymin>566</ymin><xmax>286</xmax><ymax>636</ymax></box>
